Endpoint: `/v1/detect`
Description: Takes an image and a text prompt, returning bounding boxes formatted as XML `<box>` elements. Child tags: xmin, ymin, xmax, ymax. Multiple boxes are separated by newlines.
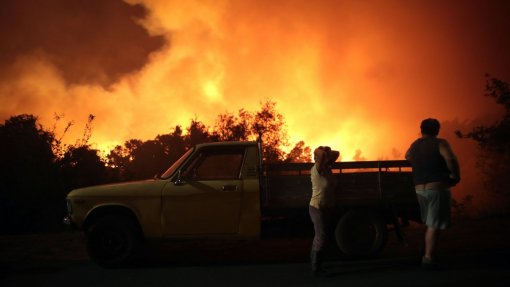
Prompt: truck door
<box><xmin>161</xmin><ymin>147</ymin><xmax>245</xmax><ymax>236</ymax></box>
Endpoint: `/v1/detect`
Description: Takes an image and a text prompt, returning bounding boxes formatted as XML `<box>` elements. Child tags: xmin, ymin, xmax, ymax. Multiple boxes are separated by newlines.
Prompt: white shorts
<box><xmin>416</xmin><ymin>188</ymin><xmax>452</xmax><ymax>229</ymax></box>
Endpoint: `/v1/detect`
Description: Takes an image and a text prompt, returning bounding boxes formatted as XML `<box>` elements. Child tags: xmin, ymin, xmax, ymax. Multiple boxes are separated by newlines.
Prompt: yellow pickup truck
<box><xmin>64</xmin><ymin>141</ymin><xmax>420</xmax><ymax>267</ymax></box>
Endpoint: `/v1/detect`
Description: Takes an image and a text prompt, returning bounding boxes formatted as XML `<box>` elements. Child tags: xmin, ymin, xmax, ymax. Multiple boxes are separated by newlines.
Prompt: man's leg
<box><xmin>424</xmin><ymin>226</ymin><xmax>440</xmax><ymax>261</ymax></box>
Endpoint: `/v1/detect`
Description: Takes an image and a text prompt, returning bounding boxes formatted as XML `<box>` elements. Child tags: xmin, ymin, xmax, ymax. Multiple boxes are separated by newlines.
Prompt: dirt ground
<box><xmin>1</xmin><ymin>216</ymin><xmax>510</xmax><ymax>269</ymax></box>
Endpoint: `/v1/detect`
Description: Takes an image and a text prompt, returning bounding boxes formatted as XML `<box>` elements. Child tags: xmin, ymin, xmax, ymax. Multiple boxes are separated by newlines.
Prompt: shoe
<box><xmin>421</xmin><ymin>256</ymin><xmax>443</xmax><ymax>271</ymax></box>
<box><xmin>313</xmin><ymin>268</ymin><xmax>331</xmax><ymax>278</ymax></box>
<box><xmin>311</xmin><ymin>250</ymin><xmax>330</xmax><ymax>277</ymax></box>
<box><xmin>311</xmin><ymin>250</ymin><xmax>321</xmax><ymax>272</ymax></box>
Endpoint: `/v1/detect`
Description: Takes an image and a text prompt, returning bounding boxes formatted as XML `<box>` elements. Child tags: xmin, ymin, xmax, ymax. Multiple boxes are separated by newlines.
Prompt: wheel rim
<box><xmin>341</xmin><ymin>215</ymin><xmax>378</xmax><ymax>253</ymax></box>
<box><xmin>99</xmin><ymin>229</ymin><xmax>127</xmax><ymax>256</ymax></box>
<box><xmin>89</xmin><ymin>226</ymin><xmax>132</xmax><ymax>263</ymax></box>
<box><xmin>335</xmin><ymin>211</ymin><xmax>386</xmax><ymax>257</ymax></box>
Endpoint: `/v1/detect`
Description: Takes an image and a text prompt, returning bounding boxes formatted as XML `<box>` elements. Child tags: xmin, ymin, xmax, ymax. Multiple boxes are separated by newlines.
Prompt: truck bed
<box><xmin>260</xmin><ymin>160</ymin><xmax>420</xmax><ymax>221</ymax></box>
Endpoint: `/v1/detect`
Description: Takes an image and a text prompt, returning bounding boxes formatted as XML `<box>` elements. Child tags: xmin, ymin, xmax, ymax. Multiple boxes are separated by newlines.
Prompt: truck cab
<box><xmin>65</xmin><ymin>141</ymin><xmax>262</xmax><ymax>266</ymax></box>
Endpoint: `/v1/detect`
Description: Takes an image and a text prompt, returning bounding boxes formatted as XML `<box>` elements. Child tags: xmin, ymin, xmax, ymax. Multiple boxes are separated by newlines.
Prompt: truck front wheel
<box><xmin>334</xmin><ymin>210</ymin><xmax>387</xmax><ymax>258</ymax></box>
<box><xmin>86</xmin><ymin>215</ymin><xmax>141</xmax><ymax>268</ymax></box>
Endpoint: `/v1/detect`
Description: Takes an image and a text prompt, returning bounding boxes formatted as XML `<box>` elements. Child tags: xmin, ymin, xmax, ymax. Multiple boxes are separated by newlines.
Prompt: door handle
<box><xmin>222</xmin><ymin>185</ymin><xmax>238</xmax><ymax>191</ymax></box>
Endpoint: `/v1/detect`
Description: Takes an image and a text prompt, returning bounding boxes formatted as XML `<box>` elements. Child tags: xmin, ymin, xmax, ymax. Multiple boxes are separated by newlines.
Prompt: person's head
<box><xmin>313</xmin><ymin>146</ymin><xmax>327</xmax><ymax>163</ymax></box>
<box><xmin>313</xmin><ymin>146</ymin><xmax>340</xmax><ymax>165</ymax></box>
<box><xmin>420</xmin><ymin>118</ymin><xmax>440</xmax><ymax>136</ymax></box>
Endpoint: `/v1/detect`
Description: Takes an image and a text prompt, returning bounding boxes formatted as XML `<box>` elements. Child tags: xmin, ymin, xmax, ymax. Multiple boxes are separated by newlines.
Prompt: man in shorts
<box><xmin>406</xmin><ymin>118</ymin><xmax>460</xmax><ymax>269</ymax></box>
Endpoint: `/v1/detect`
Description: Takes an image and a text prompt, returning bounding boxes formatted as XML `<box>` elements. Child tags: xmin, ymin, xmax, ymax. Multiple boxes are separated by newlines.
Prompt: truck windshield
<box><xmin>160</xmin><ymin>148</ymin><xmax>194</xmax><ymax>179</ymax></box>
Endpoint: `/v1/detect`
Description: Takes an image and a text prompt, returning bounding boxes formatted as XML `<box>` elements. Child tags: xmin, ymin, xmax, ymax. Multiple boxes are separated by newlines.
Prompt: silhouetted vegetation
<box><xmin>0</xmin><ymin>100</ymin><xmax>311</xmax><ymax>234</ymax></box>
<box><xmin>457</xmin><ymin>75</ymin><xmax>510</xmax><ymax>213</ymax></box>
<box><xmin>0</xmin><ymin>114</ymin><xmax>59</xmax><ymax>233</ymax></box>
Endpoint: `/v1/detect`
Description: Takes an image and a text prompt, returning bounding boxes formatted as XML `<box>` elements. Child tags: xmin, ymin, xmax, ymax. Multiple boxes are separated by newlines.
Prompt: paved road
<box><xmin>2</xmin><ymin>250</ymin><xmax>509</xmax><ymax>287</ymax></box>
<box><xmin>1</xmin><ymin>218</ymin><xmax>510</xmax><ymax>287</ymax></box>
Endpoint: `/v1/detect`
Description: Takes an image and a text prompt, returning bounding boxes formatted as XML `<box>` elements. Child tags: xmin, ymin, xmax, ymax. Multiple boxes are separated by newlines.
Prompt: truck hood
<box><xmin>67</xmin><ymin>179</ymin><xmax>168</xmax><ymax>198</ymax></box>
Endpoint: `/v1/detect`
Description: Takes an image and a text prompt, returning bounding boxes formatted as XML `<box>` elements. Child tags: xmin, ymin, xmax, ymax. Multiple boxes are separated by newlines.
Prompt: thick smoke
<box><xmin>0</xmin><ymin>0</ymin><xmax>164</xmax><ymax>87</ymax></box>
<box><xmin>1</xmin><ymin>0</ymin><xmax>509</xmax><ymax>165</ymax></box>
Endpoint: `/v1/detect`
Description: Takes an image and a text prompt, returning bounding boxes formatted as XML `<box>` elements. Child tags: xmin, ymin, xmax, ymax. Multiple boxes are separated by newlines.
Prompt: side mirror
<box><xmin>174</xmin><ymin>170</ymin><xmax>185</xmax><ymax>186</ymax></box>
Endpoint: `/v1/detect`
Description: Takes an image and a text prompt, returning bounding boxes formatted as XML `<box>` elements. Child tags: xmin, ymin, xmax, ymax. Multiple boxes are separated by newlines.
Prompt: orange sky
<box><xmin>1</xmin><ymin>0</ymin><xmax>509</xmax><ymax>163</ymax></box>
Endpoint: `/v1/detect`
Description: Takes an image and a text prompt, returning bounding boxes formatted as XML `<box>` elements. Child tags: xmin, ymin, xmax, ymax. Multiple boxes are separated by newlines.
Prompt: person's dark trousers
<box><xmin>309</xmin><ymin>206</ymin><xmax>328</xmax><ymax>275</ymax></box>
<box><xmin>309</xmin><ymin>206</ymin><xmax>327</xmax><ymax>251</ymax></box>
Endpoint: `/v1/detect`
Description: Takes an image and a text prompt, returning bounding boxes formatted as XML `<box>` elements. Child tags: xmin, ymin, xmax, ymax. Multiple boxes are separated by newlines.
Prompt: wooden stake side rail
<box><xmin>260</xmin><ymin>160</ymin><xmax>417</xmax><ymax>218</ymax></box>
<box><xmin>263</xmin><ymin>160</ymin><xmax>412</xmax><ymax>176</ymax></box>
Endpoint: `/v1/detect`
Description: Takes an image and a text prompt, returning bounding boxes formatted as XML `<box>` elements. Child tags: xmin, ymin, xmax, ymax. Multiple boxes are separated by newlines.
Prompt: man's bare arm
<box><xmin>439</xmin><ymin>140</ymin><xmax>460</xmax><ymax>181</ymax></box>
<box><xmin>405</xmin><ymin>148</ymin><xmax>412</xmax><ymax>161</ymax></box>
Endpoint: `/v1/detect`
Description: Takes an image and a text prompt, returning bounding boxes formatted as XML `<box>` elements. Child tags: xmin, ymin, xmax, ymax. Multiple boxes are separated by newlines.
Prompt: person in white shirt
<box><xmin>309</xmin><ymin>146</ymin><xmax>339</xmax><ymax>275</ymax></box>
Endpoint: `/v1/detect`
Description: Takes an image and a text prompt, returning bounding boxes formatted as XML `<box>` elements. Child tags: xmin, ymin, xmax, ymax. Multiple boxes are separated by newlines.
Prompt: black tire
<box><xmin>86</xmin><ymin>215</ymin><xmax>140</xmax><ymax>268</ymax></box>
<box><xmin>334</xmin><ymin>210</ymin><xmax>388</xmax><ymax>258</ymax></box>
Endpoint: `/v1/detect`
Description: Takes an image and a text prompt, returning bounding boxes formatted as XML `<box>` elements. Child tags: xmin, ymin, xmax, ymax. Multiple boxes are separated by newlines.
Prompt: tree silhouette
<box><xmin>126</xmin><ymin>139</ymin><xmax>174</xmax><ymax>180</ymax></box>
<box><xmin>284</xmin><ymin>141</ymin><xmax>312</xmax><ymax>163</ymax></box>
<box><xmin>0</xmin><ymin>114</ymin><xmax>119</xmax><ymax>233</ymax></box>
<box><xmin>107</xmin><ymin>120</ymin><xmax>213</xmax><ymax>181</ymax></box>
<box><xmin>50</xmin><ymin>113</ymin><xmax>74</xmax><ymax>158</ymax></box>
<box><xmin>214</xmin><ymin>100</ymin><xmax>311</xmax><ymax>163</ymax></box>
<box><xmin>107</xmin><ymin>100</ymin><xmax>311</xmax><ymax>179</ymax></box>
<box><xmin>107</xmin><ymin>139</ymin><xmax>146</xmax><ymax>180</ymax></box>
<box><xmin>185</xmin><ymin>118</ymin><xmax>212</xmax><ymax>147</ymax></box>
<box><xmin>0</xmin><ymin>115</ymin><xmax>59</xmax><ymax>233</ymax></box>
<box><xmin>214</xmin><ymin>109</ymin><xmax>252</xmax><ymax>141</ymax></box>
<box><xmin>457</xmin><ymin>75</ymin><xmax>510</xmax><ymax>212</ymax></box>
<box><xmin>58</xmin><ymin>145</ymin><xmax>110</xmax><ymax>190</ymax></box>
<box><xmin>252</xmin><ymin>100</ymin><xmax>289</xmax><ymax>163</ymax></box>
<box><xmin>155</xmin><ymin>126</ymin><xmax>187</xmax><ymax>167</ymax></box>
<box><xmin>0</xmin><ymin>115</ymin><xmax>56</xmax><ymax>176</ymax></box>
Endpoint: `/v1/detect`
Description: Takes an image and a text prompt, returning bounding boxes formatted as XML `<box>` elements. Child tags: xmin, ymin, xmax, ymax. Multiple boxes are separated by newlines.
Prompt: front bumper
<box><xmin>63</xmin><ymin>214</ymin><xmax>76</xmax><ymax>231</ymax></box>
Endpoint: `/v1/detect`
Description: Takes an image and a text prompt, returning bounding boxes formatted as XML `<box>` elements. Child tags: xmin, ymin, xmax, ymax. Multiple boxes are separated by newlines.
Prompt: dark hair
<box><xmin>420</xmin><ymin>118</ymin><xmax>440</xmax><ymax>136</ymax></box>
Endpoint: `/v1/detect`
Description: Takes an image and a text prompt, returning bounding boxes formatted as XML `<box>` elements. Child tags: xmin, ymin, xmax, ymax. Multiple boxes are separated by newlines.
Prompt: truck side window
<box><xmin>184</xmin><ymin>148</ymin><xmax>244</xmax><ymax>180</ymax></box>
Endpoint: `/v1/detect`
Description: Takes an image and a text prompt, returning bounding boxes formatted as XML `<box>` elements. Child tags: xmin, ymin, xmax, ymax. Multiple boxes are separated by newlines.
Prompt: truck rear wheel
<box><xmin>86</xmin><ymin>215</ymin><xmax>141</xmax><ymax>268</ymax></box>
<box><xmin>334</xmin><ymin>210</ymin><xmax>387</xmax><ymax>258</ymax></box>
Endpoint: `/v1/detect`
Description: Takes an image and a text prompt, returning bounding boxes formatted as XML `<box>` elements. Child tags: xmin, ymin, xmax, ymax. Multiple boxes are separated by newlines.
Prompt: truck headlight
<box><xmin>66</xmin><ymin>199</ymin><xmax>73</xmax><ymax>214</ymax></box>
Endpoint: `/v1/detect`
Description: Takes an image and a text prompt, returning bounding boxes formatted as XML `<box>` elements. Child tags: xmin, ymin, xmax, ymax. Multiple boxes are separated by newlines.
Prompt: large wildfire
<box><xmin>1</xmin><ymin>0</ymin><xmax>509</xmax><ymax>210</ymax></box>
